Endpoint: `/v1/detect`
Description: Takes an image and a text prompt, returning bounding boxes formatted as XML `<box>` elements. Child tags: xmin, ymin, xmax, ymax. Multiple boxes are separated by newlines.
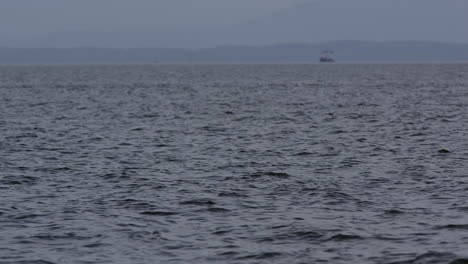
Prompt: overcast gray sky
<box><xmin>1</xmin><ymin>0</ymin><xmax>467</xmax><ymax>48</ymax></box>
<box><xmin>0</xmin><ymin>0</ymin><xmax>312</xmax><ymax>37</ymax></box>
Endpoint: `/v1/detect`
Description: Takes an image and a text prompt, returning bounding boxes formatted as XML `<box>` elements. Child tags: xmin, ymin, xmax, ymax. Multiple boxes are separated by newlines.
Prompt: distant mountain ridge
<box><xmin>1</xmin><ymin>41</ymin><xmax>467</xmax><ymax>64</ymax></box>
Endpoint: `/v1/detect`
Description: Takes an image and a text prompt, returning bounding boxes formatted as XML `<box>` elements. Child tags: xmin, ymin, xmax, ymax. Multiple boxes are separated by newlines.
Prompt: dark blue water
<box><xmin>1</xmin><ymin>64</ymin><xmax>468</xmax><ymax>264</ymax></box>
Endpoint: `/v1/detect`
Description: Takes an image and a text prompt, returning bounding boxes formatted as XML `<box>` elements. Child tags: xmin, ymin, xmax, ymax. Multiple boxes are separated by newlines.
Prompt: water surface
<box><xmin>1</xmin><ymin>64</ymin><xmax>468</xmax><ymax>264</ymax></box>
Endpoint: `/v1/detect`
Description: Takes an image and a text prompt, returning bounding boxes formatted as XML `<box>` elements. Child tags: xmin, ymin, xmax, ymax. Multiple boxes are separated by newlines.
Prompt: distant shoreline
<box><xmin>2</xmin><ymin>62</ymin><xmax>468</xmax><ymax>67</ymax></box>
<box><xmin>1</xmin><ymin>41</ymin><xmax>468</xmax><ymax>64</ymax></box>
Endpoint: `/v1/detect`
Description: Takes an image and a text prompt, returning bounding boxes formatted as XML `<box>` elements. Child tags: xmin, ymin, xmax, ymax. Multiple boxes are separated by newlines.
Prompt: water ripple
<box><xmin>1</xmin><ymin>64</ymin><xmax>468</xmax><ymax>263</ymax></box>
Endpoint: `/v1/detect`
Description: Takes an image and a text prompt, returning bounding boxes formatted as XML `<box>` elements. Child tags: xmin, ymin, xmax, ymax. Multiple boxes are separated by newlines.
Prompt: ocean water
<box><xmin>1</xmin><ymin>64</ymin><xmax>468</xmax><ymax>264</ymax></box>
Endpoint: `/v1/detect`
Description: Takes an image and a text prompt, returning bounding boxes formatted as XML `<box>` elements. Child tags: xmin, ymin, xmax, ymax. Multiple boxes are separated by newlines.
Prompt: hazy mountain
<box><xmin>1</xmin><ymin>41</ymin><xmax>467</xmax><ymax>64</ymax></box>
<box><xmin>16</xmin><ymin>30</ymin><xmax>211</xmax><ymax>49</ymax></box>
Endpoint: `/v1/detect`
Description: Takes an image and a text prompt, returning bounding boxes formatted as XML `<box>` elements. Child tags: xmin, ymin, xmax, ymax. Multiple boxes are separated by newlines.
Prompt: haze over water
<box><xmin>1</xmin><ymin>64</ymin><xmax>468</xmax><ymax>263</ymax></box>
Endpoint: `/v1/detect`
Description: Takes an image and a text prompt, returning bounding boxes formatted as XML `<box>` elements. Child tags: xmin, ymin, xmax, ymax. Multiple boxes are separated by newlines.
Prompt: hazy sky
<box><xmin>1</xmin><ymin>0</ymin><xmax>467</xmax><ymax>48</ymax></box>
<box><xmin>0</xmin><ymin>0</ymin><xmax>312</xmax><ymax>37</ymax></box>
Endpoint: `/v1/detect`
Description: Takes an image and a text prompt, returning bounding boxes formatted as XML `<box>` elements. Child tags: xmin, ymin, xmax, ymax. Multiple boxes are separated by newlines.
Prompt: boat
<box><xmin>320</xmin><ymin>50</ymin><xmax>335</xmax><ymax>63</ymax></box>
